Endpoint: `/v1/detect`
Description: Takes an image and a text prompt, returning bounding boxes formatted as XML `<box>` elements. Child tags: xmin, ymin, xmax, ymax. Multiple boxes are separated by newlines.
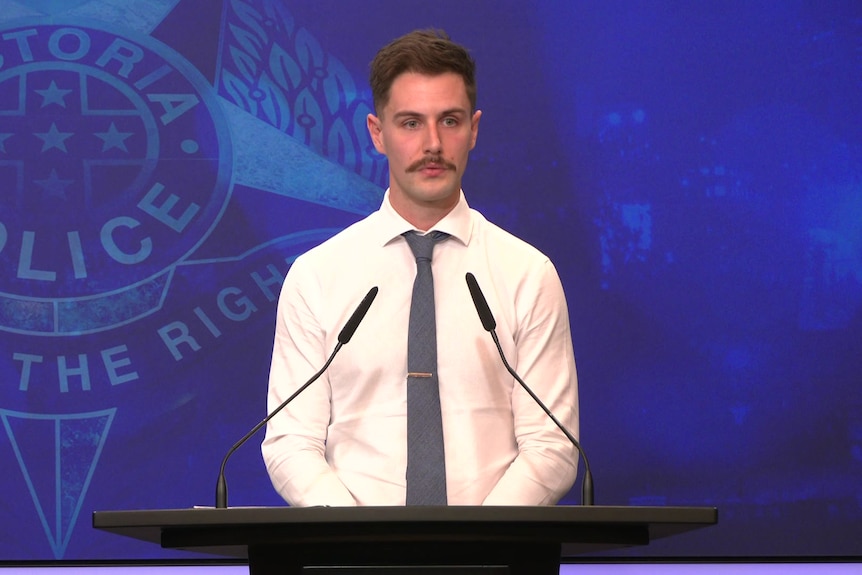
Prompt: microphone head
<box><xmin>465</xmin><ymin>273</ymin><xmax>496</xmax><ymax>331</ymax></box>
<box><xmin>338</xmin><ymin>286</ymin><xmax>379</xmax><ymax>344</ymax></box>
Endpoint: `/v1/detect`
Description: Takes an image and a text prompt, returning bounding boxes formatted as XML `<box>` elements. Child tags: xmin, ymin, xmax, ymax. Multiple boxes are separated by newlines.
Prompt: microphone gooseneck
<box><xmin>215</xmin><ymin>286</ymin><xmax>379</xmax><ymax>508</ymax></box>
<box><xmin>464</xmin><ymin>273</ymin><xmax>594</xmax><ymax>506</ymax></box>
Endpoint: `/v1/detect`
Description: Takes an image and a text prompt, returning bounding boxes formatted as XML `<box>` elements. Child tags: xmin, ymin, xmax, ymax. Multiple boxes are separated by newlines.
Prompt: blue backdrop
<box><xmin>0</xmin><ymin>0</ymin><xmax>860</xmax><ymax>561</ymax></box>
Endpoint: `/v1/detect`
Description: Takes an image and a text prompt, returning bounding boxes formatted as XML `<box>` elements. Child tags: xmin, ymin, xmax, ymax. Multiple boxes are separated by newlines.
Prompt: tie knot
<box><xmin>403</xmin><ymin>231</ymin><xmax>448</xmax><ymax>261</ymax></box>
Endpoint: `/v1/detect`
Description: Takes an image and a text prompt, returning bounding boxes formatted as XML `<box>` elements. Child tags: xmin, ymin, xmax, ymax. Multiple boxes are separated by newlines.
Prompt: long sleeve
<box><xmin>261</xmin><ymin>261</ymin><xmax>357</xmax><ymax>507</ymax></box>
<box><xmin>260</xmin><ymin>195</ymin><xmax>580</xmax><ymax>507</ymax></box>
<box><xmin>481</xmin><ymin>259</ymin><xmax>579</xmax><ymax>505</ymax></box>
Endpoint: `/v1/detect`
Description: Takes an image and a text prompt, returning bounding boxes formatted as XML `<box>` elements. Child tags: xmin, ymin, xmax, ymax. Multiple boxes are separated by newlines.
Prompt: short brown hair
<box><xmin>369</xmin><ymin>29</ymin><xmax>477</xmax><ymax>114</ymax></box>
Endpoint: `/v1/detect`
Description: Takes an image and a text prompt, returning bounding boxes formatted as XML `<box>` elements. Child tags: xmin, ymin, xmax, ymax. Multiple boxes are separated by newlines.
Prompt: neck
<box><xmin>389</xmin><ymin>193</ymin><xmax>459</xmax><ymax>231</ymax></box>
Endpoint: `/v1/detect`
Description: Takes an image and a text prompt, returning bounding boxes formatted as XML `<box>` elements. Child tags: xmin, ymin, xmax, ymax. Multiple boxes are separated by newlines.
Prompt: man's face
<box><xmin>367</xmin><ymin>71</ymin><xmax>481</xmax><ymax>227</ymax></box>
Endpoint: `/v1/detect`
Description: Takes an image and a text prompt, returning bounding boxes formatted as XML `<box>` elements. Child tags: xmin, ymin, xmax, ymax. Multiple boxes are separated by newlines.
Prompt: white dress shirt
<box><xmin>262</xmin><ymin>191</ymin><xmax>578</xmax><ymax>506</ymax></box>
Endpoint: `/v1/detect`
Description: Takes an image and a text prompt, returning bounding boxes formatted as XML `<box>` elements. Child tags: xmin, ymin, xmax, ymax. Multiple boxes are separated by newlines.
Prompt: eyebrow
<box><xmin>391</xmin><ymin>108</ymin><xmax>469</xmax><ymax>120</ymax></box>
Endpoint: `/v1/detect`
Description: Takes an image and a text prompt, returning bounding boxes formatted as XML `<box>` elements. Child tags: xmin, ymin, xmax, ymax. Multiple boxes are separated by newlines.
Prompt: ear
<box><xmin>469</xmin><ymin>110</ymin><xmax>482</xmax><ymax>150</ymax></box>
<box><xmin>367</xmin><ymin>113</ymin><xmax>386</xmax><ymax>155</ymax></box>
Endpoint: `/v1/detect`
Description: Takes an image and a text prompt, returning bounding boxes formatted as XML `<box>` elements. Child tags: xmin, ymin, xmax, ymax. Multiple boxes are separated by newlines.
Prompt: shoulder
<box><xmin>467</xmin><ymin>209</ymin><xmax>567</xmax><ymax>307</ymax></box>
<box><xmin>470</xmin><ymin>209</ymin><xmax>553</xmax><ymax>268</ymax></box>
<box><xmin>278</xmin><ymin>211</ymin><xmax>384</xmax><ymax>316</ymax></box>
<box><xmin>292</xmin><ymin>211</ymin><xmax>381</xmax><ymax>268</ymax></box>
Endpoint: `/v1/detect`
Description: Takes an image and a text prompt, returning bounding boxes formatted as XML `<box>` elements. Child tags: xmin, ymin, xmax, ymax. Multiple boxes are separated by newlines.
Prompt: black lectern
<box><xmin>93</xmin><ymin>505</ymin><xmax>717</xmax><ymax>574</ymax></box>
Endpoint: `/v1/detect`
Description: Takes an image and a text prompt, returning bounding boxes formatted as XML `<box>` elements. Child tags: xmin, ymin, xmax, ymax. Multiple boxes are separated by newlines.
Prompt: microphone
<box><xmin>214</xmin><ymin>286</ymin><xmax>379</xmax><ymax>508</ymax></box>
<box><xmin>338</xmin><ymin>286</ymin><xmax>378</xmax><ymax>344</ymax></box>
<box><xmin>464</xmin><ymin>273</ymin><xmax>594</xmax><ymax>506</ymax></box>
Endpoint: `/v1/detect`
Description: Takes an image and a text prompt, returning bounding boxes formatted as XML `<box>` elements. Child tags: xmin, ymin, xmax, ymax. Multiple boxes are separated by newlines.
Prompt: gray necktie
<box><xmin>403</xmin><ymin>231</ymin><xmax>448</xmax><ymax>505</ymax></box>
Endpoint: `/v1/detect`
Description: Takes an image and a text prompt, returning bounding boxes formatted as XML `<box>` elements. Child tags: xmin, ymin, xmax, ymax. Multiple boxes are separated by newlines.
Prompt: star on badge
<box><xmin>34</xmin><ymin>168</ymin><xmax>74</xmax><ymax>201</ymax></box>
<box><xmin>94</xmin><ymin>122</ymin><xmax>133</xmax><ymax>152</ymax></box>
<box><xmin>34</xmin><ymin>122</ymin><xmax>74</xmax><ymax>153</ymax></box>
<box><xmin>35</xmin><ymin>80</ymin><xmax>73</xmax><ymax>108</ymax></box>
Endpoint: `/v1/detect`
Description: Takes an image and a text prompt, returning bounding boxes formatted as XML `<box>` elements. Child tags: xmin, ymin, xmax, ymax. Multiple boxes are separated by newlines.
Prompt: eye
<box><xmin>403</xmin><ymin>119</ymin><xmax>420</xmax><ymax>129</ymax></box>
<box><xmin>442</xmin><ymin>117</ymin><xmax>459</xmax><ymax>127</ymax></box>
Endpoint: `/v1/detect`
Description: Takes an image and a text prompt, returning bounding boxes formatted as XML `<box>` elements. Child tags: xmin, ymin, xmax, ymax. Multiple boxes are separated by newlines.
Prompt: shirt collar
<box><xmin>376</xmin><ymin>189</ymin><xmax>473</xmax><ymax>247</ymax></box>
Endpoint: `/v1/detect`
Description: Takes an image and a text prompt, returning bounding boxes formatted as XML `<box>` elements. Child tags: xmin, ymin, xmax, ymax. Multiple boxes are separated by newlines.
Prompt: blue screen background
<box><xmin>0</xmin><ymin>0</ymin><xmax>859</xmax><ymax>560</ymax></box>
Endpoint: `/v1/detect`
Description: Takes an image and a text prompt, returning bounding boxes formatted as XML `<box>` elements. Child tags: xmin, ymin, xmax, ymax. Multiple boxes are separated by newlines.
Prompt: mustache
<box><xmin>407</xmin><ymin>156</ymin><xmax>457</xmax><ymax>173</ymax></box>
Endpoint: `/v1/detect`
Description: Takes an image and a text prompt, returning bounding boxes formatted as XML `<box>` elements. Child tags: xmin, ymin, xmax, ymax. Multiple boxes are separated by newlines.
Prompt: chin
<box><xmin>418</xmin><ymin>182</ymin><xmax>460</xmax><ymax>201</ymax></box>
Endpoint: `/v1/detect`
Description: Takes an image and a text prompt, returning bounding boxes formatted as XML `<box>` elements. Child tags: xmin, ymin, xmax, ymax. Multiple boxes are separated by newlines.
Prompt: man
<box><xmin>262</xmin><ymin>29</ymin><xmax>578</xmax><ymax>506</ymax></box>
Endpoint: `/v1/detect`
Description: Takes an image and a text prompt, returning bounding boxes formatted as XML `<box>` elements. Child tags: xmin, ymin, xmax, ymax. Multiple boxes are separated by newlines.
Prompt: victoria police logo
<box><xmin>0</xmin><ymin>5</ymin><xmax>381</xmax><ymax>560</ymax></box>
<box><xmin>0</xmin><ymin>18</ymin><xmax>233</xmax><ymax>559</ymax></box>
<box><xmin>0</xmin><ymin>20</ymin><xmax>232</xmax><ymax>335</ymax></box>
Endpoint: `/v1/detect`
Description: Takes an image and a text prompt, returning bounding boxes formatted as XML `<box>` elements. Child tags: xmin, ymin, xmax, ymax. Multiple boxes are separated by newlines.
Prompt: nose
<box><xmin>424</xmin><ymin>124</ymin><xmax>442</xmax><ymax>154</ymax></box>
